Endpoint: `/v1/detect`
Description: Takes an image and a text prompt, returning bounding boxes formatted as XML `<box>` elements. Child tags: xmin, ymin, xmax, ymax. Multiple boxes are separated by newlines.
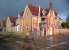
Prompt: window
<box><xmin>41</xmin><ymin>18</ymin><xmax>45</xmax><ymax>21</ymax></box>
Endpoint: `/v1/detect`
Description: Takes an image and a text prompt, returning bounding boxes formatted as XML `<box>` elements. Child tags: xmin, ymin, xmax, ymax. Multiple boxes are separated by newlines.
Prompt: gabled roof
<box><xmin>28</xmin><ymin>4</ymin><xmax>50</xmax><ymax>16</ymax></box>
<box><xmin>0</xmin><ymin>21</ymin><xmax>1</xmax><ymax>27</ymax></box>
<box><xmin>9</xmin><ymin>16</ymin><xmax>18</xmax><ymax>26</ymax></box>
<box><xmin>0</xmin><ymin>20</ymin><xmax>6</xmax><ymax>28</ymax></box>
<box><xmin>3</xmin><ymin>20</ymin><xmax>6</xmax><ymax>27</ymax></box>
<box><xmin>20</xmin><ymin>11</ymin><xmax>24</xmax><ymax>16</ymax></box>
<box><xmin>28</xmin><ymin>4</ymin><xmax>39</xmax><ymax>16</ymax></box>
<box><xmin>20</xmin><ymin>4</ymin><xmax>57</xmax><ymax>17</ymax></box>
<box><xmin>19</xmin><ymin>4</ymin><xmax>41</xmax><ymax>17</ymax></box>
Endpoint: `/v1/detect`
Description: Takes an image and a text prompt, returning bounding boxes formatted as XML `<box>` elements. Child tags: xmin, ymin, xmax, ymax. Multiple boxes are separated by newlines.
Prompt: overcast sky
<box><xmin>0</xmin><ymin>0</ymin><xmax>69</xmax><ymax>20</ymax></box>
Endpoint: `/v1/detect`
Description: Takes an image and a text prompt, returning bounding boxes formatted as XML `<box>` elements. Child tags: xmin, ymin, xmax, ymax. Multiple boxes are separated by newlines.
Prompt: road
<box><xmin>44</xmin><ymin>35</ymin><xmax>69</xmax><ymax>50</ymax></box>
<box><xmin>46</xmin><ymin>41</ymin><xmax>69</xmax><ymax>50</ymax></box>
<box><xmin>0</xmin><ymin>32</ymin><xmax>69</xmax><ymax>50</ymax></box>
<box><xmin>32</xmin><ymin>34</ymin><xmax>69</xmax><ymax>50</ymax></box>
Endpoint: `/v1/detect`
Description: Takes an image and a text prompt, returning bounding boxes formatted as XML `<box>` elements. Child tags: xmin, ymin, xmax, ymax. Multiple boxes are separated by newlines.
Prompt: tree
<box><xmin>66</xmin><ymin>14</ymin><xmax>69</xmax><ymax>22</ymax></box>
<box><xmin>61</xmin><ymin>14</ymin><xmax>69</xmax><ymax>28</ymax></box>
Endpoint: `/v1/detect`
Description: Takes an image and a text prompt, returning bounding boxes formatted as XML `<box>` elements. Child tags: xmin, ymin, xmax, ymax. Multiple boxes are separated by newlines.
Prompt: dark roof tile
<box><xmin>9</xmin><ymin>16</ymin><xmax>18</xmax><ymax>26</ymax></box>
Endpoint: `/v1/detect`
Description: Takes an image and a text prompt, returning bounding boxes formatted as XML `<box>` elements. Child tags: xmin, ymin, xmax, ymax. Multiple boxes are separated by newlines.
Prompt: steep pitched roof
<box><xmin>9</xmin><ymin>16</ymin><xmax>18</xmax><ymax>26</ymax></box>
<box><xmin>3</xmin><ymin>20</ymin><xmax>6</xmax><ymax>27</ymax></box>
<box><xmin>28</xmin><ymin>4</ymin><xmax>39</xmax><ymax>16</ymax></box>
<box><xmin>0</xmin><ymin>21</ymin><xmax>1</xmax><ymax>27</ymax></box>
<box><xmin>20</xmin><ymin>11</ymin><xmax>24</xmax><ymax>16</ymax></box>
<box><xmin>20</xmin><ymin>4</ymin><xmax>57</xmax><ymax>17</ymax></box>
<box><xmin>0</xmin><ymin>20</ymin><xmax>6</xmax><ymax>28</ymax></box>
<box><xmin>19</xmin><ymin>4</ymin><xmax>42</xmax><ymax>17</ymax></box>
<box><xmin>28</xmin><ymin>4</ymin><xmax>50</xmax><ymax>16</ymax></box>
